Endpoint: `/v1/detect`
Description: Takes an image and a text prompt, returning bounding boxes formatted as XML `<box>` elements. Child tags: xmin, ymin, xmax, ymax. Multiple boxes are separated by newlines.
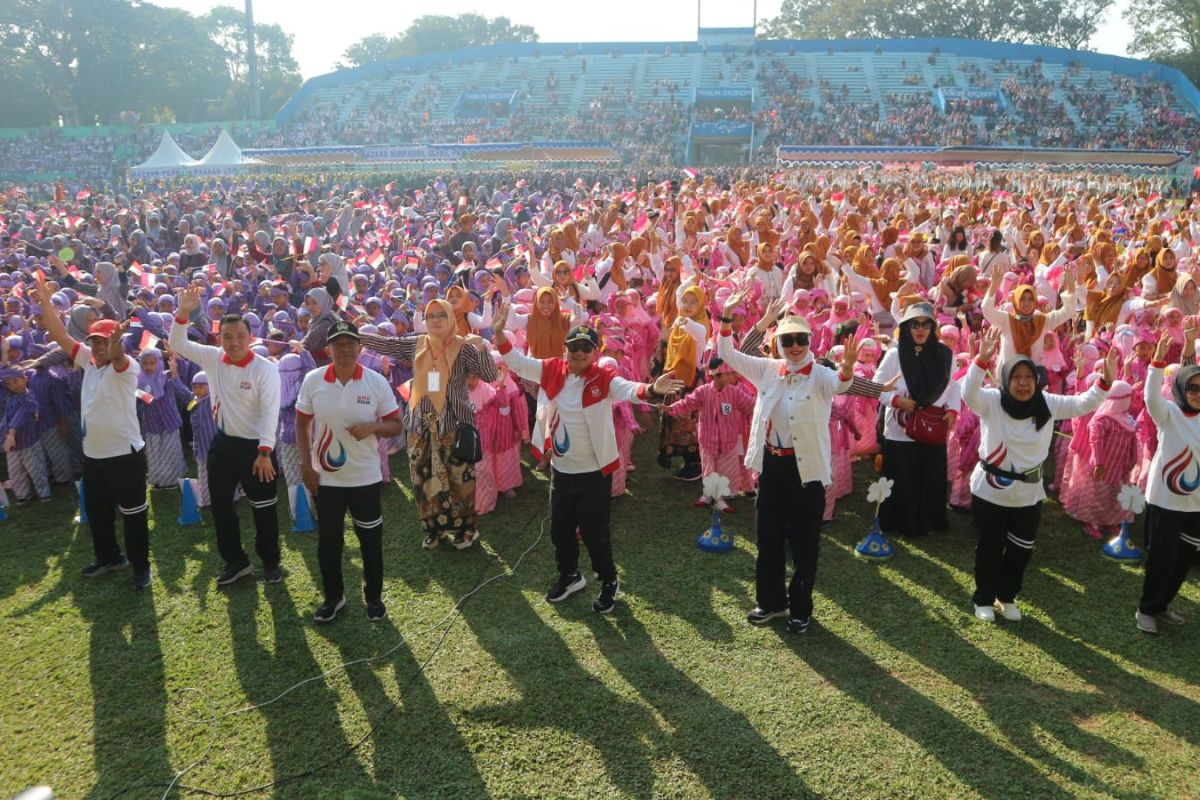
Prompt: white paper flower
<box><xmin>703</xmin><ymin>473</ymin><xmax>731</xmax><ymax>501</ymax></box>
<box><xmin>1117</xmin><ymin>484</ymin><xmax>1146</xmax><ymax>514</ymax></box>
<box><xmin>867</xmin><ymin>477</ymin><xmax>895</xmax><ymax>505</ymax></box>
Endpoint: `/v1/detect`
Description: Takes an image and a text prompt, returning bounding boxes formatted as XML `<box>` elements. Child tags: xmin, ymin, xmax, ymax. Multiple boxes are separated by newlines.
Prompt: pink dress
<box><xmin>950</xmin><ymin>406</ymin><xmax>980</xmax><ymax>509</ymax></box>
<box><xmin>665</xmin><ymin>381</ymin><xmax>756</xmax><ymax>496</ymax></box>
<box><xmin>849</xmin><ymin>358</ymin><xmax>880</xmax><ymax>459</ymax></box>
<box><xmin>488</xmin><ymin>374</ymin><xmax>527</xmax><ymax>496</ymax></box>
<box><xmin>469</xmin><ymin>381</ymin><xmax>500</xmax><ymax>515</ymax></box>
<box><xmin>1063</xmin><ymin>415</ymin><xmax>1137</xmax><ymax>527</ymax></box>
<box><xmin>824</xmin><ymin>397</ymin><xmax>859</xmax><ymax>520</ymax></box>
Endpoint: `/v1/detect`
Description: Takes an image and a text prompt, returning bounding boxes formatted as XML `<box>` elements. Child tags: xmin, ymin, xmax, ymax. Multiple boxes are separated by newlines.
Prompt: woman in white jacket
<box><xmin>1136</xmin><ymin>333</ymin><xmax>1200</xmax><ymax>634</ymax></box>
<box><xmin>963</xmin><ymin>328</ymin><xmax>1116</xmax><ymax>622</ymax></box>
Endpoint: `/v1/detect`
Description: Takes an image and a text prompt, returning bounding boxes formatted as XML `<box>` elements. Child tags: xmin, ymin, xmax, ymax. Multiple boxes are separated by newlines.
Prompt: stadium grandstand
<box><xmin>4</xmin><ymin>31</ymin><xmax>1200</xmax><ymax>182</ymax></box>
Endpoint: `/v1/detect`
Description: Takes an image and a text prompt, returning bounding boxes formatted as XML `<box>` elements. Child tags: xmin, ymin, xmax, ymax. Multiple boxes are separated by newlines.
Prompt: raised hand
<box><xmin>1154</xmin><ymin>331</ymin><xmax>1172</xmax><ymax>365</ymax></box>
<box><xmin>978</xmin><ymin>327</ymin><xmax>1002</xmax><ymax>363</ymax></box>
<box><xmin>651</xmin><ymin>369</ymin><xmax>685</xmax><ymax>398</ymax></box>
<box><xmin>492</xmin><ymin>300</ymin><xmax>510</xmax><ymax>337</ymax></box>
<box><xmin>177</xmin><ymin>286</ymin><xmax>202</xmax><ymax>317</ymax></box>
<box><xmin>1102</xmin><ymin>342</ymin><xmax>1120</xmax><ymax>385</ymax></box>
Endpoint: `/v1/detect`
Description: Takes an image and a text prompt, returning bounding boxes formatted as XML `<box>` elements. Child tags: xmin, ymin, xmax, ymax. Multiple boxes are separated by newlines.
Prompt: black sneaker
<box><xmin>545</xmin><ymin>571</ymin><xmax>586</xmax><ymax>603</ymax></box>
<box><xmin>132</xmin><ymin>566</ymin><xmax>152</xmax><ymax>590</ymax></box>
<box><xmin>82</xmin><ymin>555</ymin><xmax>129</xmax><ymax>578</ymax></box>
<box><xmin>263</xmin><ymin>566</ymin><xmax>284</xmax><ymax>584</ymax></box>
<box><xmin>673</xmin><ymin>463</ymin><xmax>702</xmax><ymax>481</ymax></box>
<box><xmin>314</xmin><ymin>597</ymin><xmax>345</xmax><ymax>623</ymax></box>
<box><xmin>593</xmin><ymin>578</ymin><xmax>619</xmax><ymax>614</ymax></box>
<box><xmin>366</xmin><ymin>599</ymin><xmax>387</xmax><ymax>622</ymax></box>
<box><xmin>787</xmin><ymin>617</ymin><xmax>811</xmax><ymax>634</ymax></box>
<box><xmin>216</xmin><ymin>562</ymin><xmax>253</xmax><ymax>586</ymax></box>
<box><xmin>746</xmin><ymin>607</ymin><xmax>788</xmax><ymax>626</ymax></box>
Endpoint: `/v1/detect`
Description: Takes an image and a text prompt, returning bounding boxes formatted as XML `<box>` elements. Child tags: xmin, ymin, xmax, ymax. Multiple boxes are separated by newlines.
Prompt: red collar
<box><xmin>778</xmin><ymin>362</ymin><xmax>813</xmax><ymax>377</ymax></box>
<box><xmin>324</xmin><ymin>363</ymin><xmax>364</xmax><ymax>383</ymax></box>
<box><xmin>221</xmin><ymin>350</ymin><xmax>255</xmax><ymax>368</ymax></box>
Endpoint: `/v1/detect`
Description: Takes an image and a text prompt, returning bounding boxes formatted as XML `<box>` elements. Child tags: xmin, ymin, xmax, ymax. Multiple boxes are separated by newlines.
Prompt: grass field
<box><xmin>2</xmin><ymin>432</ymin><xmax>1199</xmax><ymax>800</ymax></box>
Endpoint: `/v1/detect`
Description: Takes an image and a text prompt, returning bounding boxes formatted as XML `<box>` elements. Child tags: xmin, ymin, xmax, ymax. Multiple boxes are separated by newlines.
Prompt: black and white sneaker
<box><xmin>787</xmin><ymin>617</ymin><xmax>811</xmax><ymax>634</ymax></box>
<box><xmin>673</xmin><ymin>464</ymin><xmax>702</xmax><ymax>482</ymax></box>
<box><xmin>746</xmin><ymin>607</ymin><xmax>788</xmax><ymax>626</ymax></box>
<box><xmin>216</xmin><ymin>562</ymin><xmax>253</xmax><ymax>586</ymax></box>
<box><xmin>422</xmin><ymin>533</ymin><xmax>440</xmax><ymax>550</ymax></box>
<box><xmin>592</xmin><ymin>579</ymin><xmax>619</xmax><ymax>614</ymax></box>
<box><xmin>545</xmin><ymin>571</ymin><xmax>586</xmax><ymax>603</ymax></box>
<box><xmin>82</xmin><ymin>555</ymin><xmax>129</xmax><ymax>578</ymax></box>
<box><xmin>132</xmin><ymin>566</ymin><xmax>152</xmax><ymax>590</ymax></box>
<box><xmin>314</xmin><ymin>598</ymin><xmax>345</xmax><ymax>623</ymax></box>
<box><xmin>263</xmin><ymin>566</ymin><xmax>284</xmax><ymax>584</ymax></box>
<box><xmin>366</xmin><ymin>599</ymin><xmax>387</xmax><ymax>622</ymax></box>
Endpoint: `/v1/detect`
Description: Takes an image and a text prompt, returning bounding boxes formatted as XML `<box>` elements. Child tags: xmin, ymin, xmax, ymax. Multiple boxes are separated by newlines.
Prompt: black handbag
<box><xmin>452</xmin><ymin>423</ymin><xmax>483</xmax><ymax>464</ymax></box>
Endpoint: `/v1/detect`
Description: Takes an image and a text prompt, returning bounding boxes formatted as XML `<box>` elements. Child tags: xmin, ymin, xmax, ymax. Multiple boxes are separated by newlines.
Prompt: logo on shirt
<box><xmin>240</xmin><ymin>381</ymin><xmax>252</xmax><ymax>390</ymax></box>
<box><xmin>357</xmin><ymin>395</ymin><xmax>371</xmax><ymax>405</ymax></box>
<box><xmin>550</xmin><ymin>412</ymin><xmax>570</xmax><ymax>456</ymax></box>
<box><xmin>983</xmin><ymin>444</ymin><xmax>1014</xmax><ymax>489</ymax></box>
<box><xmin>317</xmin><ymin>427</ymin><xmax>348</xmax><ymax>472</ymax></box>
<box><xmin>1164</xmin><ymin>447</ymin><xmax>1200</xmax><ymax>495</ymax></box>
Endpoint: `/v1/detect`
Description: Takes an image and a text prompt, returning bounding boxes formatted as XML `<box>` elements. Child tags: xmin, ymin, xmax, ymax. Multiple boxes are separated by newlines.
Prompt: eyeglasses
<box><xmin>566</xmin><ymin>340</ymin><xmax>595</xmax><ymax>354</ymax></box>
<box><xmin>909</xmin><ymin>320</ymin><xmax>934</xmax><ymax>330</ymax></box>
<box><xmin>1185</xmin><ymin>384</ymin><xmax>1200</xmax><ymax>395</ymax></box>
<box><xmin>425</xmin><ymin>312</ymin><xmax>449</xmax><ymax>321</ymax></box>
<box><xmin>554</xmin><ymin>269</ymin><xmax>571</xmax><ymax>276</ymax></box>
<box><xmin>777</xmin><ymin>333</ymin><xmax>810</xmax><ymax>348</ymax></box>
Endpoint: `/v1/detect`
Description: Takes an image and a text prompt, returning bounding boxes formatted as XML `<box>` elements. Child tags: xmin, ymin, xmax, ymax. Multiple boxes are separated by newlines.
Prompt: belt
<box><xmin>980</xmin><ymin>461</ymin><xmax>1042</xmax><ymax>484</ymax></box>
<box><xmin>765</xmin><ymin>445</ymin><xmax>795</xmax><ymax>457</ymax></box>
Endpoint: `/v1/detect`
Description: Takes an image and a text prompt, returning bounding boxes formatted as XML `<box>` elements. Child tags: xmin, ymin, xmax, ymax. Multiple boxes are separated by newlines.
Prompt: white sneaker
<box><xmin>995</xmin><ymin>601</ymin><xmax>1022</xmax><ymax>622</ymax></box>
<box><xmin>974</xmin><ymin>604</ymin><xmax>995</xmax><ymax>622</ymax></box>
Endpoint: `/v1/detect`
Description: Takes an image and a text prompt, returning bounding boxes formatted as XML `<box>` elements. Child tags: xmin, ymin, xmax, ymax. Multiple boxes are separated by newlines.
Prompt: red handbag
<box><xmin>904</xmin><ymin>405</ymin><xmax>949</xmax><ymax>445</ymax></box>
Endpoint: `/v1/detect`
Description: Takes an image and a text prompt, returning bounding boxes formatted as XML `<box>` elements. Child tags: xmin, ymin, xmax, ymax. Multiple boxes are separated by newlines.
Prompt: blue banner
<box><xmin>694</xmin><ymin>87</ymin><xmax>753</xmax><ymax>102</ymax></box>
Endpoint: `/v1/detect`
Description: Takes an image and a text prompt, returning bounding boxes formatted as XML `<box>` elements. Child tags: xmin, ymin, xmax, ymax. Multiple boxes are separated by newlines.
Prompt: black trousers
<box><xmin>1139</xmin><ymin>503</ymin><xmax>1200</xmax><ymax>615</ymax></box>
<box><xmin>755</xmin><ymin>453</ymin><xmax>825</xmax><ymax>620</ymax></box>
<box><xmin>207</xmin><ymin>432</ymin><xmax>280</xmax><ymax>569</ymax></box>
<box><xmin>83</xmin><ymin>447</ymin><xmax>150</xmax><ymax>570</ymax></box>
<box><xmin>316</xmin><ymin>483</ymin><xmax>384</xmax><ymax>603</ymax></box>
<box><xmin>971</xmin><ymin>494</ymin><xmax>1041</xmax><ymax>605</ymax></box>
<box><xmin>550</xmin><ymin>468</ymin><xmax>616</xmax><ymax>581</ymax></box>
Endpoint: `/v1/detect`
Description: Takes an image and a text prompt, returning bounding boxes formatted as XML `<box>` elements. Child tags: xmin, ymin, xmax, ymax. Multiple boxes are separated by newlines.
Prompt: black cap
<box><xmin>327</xmin><ymin>320</ymin><xmax>359</xmax><ymax>342</ymax></box>
<box><xmin>565</xmin><ymin>324</ymin><xmax>600</xmax><ymax>347</ymax></box>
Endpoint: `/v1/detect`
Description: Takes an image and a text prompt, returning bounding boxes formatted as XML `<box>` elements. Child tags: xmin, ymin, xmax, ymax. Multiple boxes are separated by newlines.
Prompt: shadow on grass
<box><xmin>75</xmin><ymin>578</ymin><xmax>173</xmax><ymax>800</ymax></box>
<box><xmin>813</xmin><ymin>541</ymin><xmax>1160</xmax><ymax>800</ymax></box>
<box><xmin>590</xmin><ymin>610</ymin><xmax>817</xmax><ymax>799</ymax></box>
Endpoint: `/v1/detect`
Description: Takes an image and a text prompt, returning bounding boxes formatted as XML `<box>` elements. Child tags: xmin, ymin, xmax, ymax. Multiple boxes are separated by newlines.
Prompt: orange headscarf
<box><xmin>665</xmin><ymin>285</ymin><xmax>707</xmax><ymax>386</ymax></box>
<box><xmin>445</xmin><ymin>285</ymin><xmax>473</xmax><ymax>336</ymax></box>
<box><xmin>411</xmin><ymin>299</ymin><xmax>464</xmax><ymax>415</ymax></box>
<box><xmin>870</xmin><ymin>258</ymin><xmax>904</xmax><ymax>307</ymax></box>
<box><xmin>608</xmin><ymin>242</ymin><xmax>629</xmax><ymax>292</ymax></box>
<box><xmin>656</xmin><ymin>256</ymin><xmax>682</xmax><ymax>326</ymax></box>
<box><xmin>526</xmin><ymin>287</ymin><xmax>571</xmax><ymax>360</ymax></box>
<box><xmin>1008</xmin><ymin>286</ymin><xmax>1047</xmax><ymax>357</ymax></box>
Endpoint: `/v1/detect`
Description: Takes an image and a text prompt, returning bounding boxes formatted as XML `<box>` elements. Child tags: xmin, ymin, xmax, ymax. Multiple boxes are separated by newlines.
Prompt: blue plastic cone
<box><xmin>855</xmin><ymin>518</ymin><xmax>894</xmax><ymax>561</ymax></box>
<box><xmin>177</xmin><ymin>478</ymin><xmax>202</xmax><ymax>526</ymax></box>
<box><xmin>0</xmin><ymin>503</ymin><xmax>8</xmax><ymax>521</ymax></box>
<box><xmin>696</xmin><ymin>507</ymin><xmax>734</xmax><ymax>553</ymax></box>
<box><xmin>74</xmin><ymin>480</ymin><xmax>88</xmax><ymax>526</ymax></box>
<box><xmin>292</xmin><ymin>485</ymin><xmax>316</xmax><ymax>533</ymax></box>
<box><xmin>1102</xmin><ymin>520</ymin><xmax>1143</xmax><ymax>562</ymax></box>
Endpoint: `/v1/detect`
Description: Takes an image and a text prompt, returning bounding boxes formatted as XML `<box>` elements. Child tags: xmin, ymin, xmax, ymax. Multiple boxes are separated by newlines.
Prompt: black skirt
<box><xmin>880</xmin><ymin>438</ymin><xmax>948</xmax><ymax>537</ymax></box>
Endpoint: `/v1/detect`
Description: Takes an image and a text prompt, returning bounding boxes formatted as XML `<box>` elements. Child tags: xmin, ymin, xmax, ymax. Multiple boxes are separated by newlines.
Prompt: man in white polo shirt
<box><xmin>33</xmin><ymin>277</ymin><xmax>152</xmax><ymax>589</ymax></box>
<box><xmin>295</xmin><ymin>321</ymin><xmax>404</xmax><ymax>622</ymax></box>
<box><xmin>172</xmin><ymin>286</ymin><xmax>283</xmax><ymax>587</ymax></box>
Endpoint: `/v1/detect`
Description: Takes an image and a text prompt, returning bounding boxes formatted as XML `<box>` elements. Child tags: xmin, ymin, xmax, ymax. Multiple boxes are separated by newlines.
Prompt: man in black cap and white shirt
<box><xmin>492</xmin><ymin>302</ymin><xmax>684</xmax><ymax>613</ymax></box>
<box><xmin>296</xmin><ymin>321</ymin><xmax>405</xmax><ymax>623</ymax></box>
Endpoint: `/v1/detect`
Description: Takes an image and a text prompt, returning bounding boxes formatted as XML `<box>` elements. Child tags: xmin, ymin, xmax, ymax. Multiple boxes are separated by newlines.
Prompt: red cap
<box><xmin>87</xmin><ymin>319</ymin><xmax>119</xmax><ymax>339</ymax></box>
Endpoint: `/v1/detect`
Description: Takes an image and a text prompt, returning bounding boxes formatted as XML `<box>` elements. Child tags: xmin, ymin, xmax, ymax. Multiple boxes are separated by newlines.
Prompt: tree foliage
<box><xmin>339</xmin><ymin>13</ymin><xmax>539</xmax><ymax>69</ymax></box>
<box><xmin>1125</xmin><ymin>0</ymin><xmax>1200</xmax><ymax>68</ymax></box>
<box><xmin>758</xmin><ymin>0</ymin><xmax>1112</xmax><ymax>51</ymax></box>
<box><xmin>0</xmin><ymin>0</ymin><xmax>300</xmax><ymax>126</ymax></box>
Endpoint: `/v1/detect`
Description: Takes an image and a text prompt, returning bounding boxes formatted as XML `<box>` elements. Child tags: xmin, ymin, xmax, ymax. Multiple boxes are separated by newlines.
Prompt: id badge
<box><xmin>427</xmin><ymin>371</ymin><xmax>441</xmax><ymax>393</ymax></box>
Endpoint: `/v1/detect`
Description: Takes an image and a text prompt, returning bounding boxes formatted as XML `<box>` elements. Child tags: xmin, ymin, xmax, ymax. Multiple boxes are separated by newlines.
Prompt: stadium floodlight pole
<box><xmin>245</xmin><ymin>0</ymin><xmax>262</xmax><ymax>119</ymax></box>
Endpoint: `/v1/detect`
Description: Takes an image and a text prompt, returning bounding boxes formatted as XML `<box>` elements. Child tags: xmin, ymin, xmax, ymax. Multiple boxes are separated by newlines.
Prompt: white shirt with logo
<box><xmin>295</xmin><ymin>363</ymin><xmax>400</xmax><ymax>487</ymax></box>
<box><xmin>72</xmin><ymin>343</ymin><xmax>145</xmax><ymax>459</ymax></box>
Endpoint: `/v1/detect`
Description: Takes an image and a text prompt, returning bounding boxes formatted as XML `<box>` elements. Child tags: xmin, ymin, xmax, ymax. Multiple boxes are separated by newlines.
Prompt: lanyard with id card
<box><xmin>427</xmin><ymin>370</ymin><xmax>441</xmax><ymax>393</ymax></box>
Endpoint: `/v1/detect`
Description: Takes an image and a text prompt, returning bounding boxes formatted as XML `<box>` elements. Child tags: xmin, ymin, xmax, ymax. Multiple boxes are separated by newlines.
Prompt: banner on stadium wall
<box><xmin>361</xmin><ymin>145</ymin><xmax>464</xmax><ymax>162</ymax></box>
<box><xmin>460</xmin><ymin>89</ymin><xmax>518</xmax><ymax>103</ymax></box>
<box><xmin>694</xmin><ymin>87</ymin><xmax>753</xmax><ymax>102</ymax></box>
<box><xmin>935</xmin><ymin>87</ymin><xmax>1008</xmax><ymax>113</ymax></box>
<box><xmin>935</xmin><ymin>163</ymin><xmax>976</xmax><ymax>174</ymax></box>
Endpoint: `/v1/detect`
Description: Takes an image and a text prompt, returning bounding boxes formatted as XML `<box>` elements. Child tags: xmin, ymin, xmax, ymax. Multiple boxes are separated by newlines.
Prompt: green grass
<box><xmin>2</xmin><ymin>433</ymin><xmax>1199</xmax><ymax>800</ymax></box>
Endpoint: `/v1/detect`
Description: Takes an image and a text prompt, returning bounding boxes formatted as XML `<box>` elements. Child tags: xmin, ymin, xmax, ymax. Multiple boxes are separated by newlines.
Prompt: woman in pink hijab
<box><xmin>1063</xmin><ymin>381</ymin><xmax>1138</xmax><ymax>539</ymax></box>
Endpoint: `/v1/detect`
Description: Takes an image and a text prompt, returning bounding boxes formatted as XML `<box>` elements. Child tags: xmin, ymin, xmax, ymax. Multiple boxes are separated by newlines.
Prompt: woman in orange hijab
<box><xmin>359</xmin><ymin>298</ymin><xmax>498</xmax><ymax>550</ymax></box>
<box><xmin>656</xmin><ymin>256</ymin><xmax>683</xmax><ymax>327</ymax></box>
<box><xmin>659</xmin><ymin>284</ymin><xmax>708</xmax><ymax>480</ymax></box>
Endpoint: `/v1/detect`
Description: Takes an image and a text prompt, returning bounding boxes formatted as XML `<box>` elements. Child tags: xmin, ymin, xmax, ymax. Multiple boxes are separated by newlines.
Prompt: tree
<box><xmin>339</xmin><ymin>13</ymin><xmax>539</xmax><ymax>68</ymax></box>
<box><xmin>203</xmin><ymin>5</ymin><xmax>302</xmax><ymax>118</ymax></box>
<box><xmin>1125</xmin><ymin>0</ymin><xmax>1200</xmax><ymax>62</ymax></box>
<box><xmin>759</xmin><ymin>0</ymin><xmax>1110</xmax><ymax>51</ymax></box>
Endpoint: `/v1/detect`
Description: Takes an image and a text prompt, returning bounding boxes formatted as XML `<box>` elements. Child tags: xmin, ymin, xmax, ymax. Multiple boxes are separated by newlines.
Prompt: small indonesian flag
<box><xmin>368</xmin><ymin>249</ymin><xmax>384</xmax><ymax>268</ymax></box>
<box><xmin>682</xmin><ymin>167</ymin><xmax>698</xmax><ymax>180</ymax></box>
<box><xmin>139</xmin><ymin>331</ymin><xmax>159</xmax><ymax>351</ymax></box>
<box><xmin>136</xmin><ymin>388</ymin><xmax>154</xmax><ymax>404</ymax></box>
<box><xmin>210</xmin><ymin>319</ymin><xmax>221</xmax><ymax>335</ymax></box>
<box><xmin>76</xmin><ymin>189</ymin><xmax>91</xmax><ymax>201</ymax></box>
<box><xmin>620</xmin><ymin>191</ymin><xmax>637</xmax><ymax>205</ymax></box>
<box><xmin>634</xmin><ymin>214</ymin><xmax>650</xmax><ymax>235</ymax></box>
<box><xmin>304</xmin><ymin>236</ymin><xmax>318</xmax><ymax>254</ymax></box>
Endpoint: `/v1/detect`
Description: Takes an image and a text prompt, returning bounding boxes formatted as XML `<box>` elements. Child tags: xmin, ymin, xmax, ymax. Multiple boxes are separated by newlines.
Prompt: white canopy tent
<box><xmin>194</xmin><ymin>128</ymin><xmax>262</xmax><ymax>169</ymax></box>
<box><xmin>128</xmin><ymin>130</ymin><xmax>199</xmax><ymax>177</ymax></box>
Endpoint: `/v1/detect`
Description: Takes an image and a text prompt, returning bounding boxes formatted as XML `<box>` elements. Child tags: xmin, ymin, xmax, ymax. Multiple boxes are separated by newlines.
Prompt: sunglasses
<box><xmin>777</xmin><ymin>333</ymin><xmax>810</xmax><ymax>348</ymax></box>
<box><xmin>909</xmin><ymin>320</ymin><xmax>934</xmax><ymax>330</ymax></box>
<box><xmin>1185</xmin><ymin>384</ymin><xmax>1200</xmax><ymax>395</ymax></box>
<box><xmin>554</xmin><ymin>269</ymin><xmax>571</xmax><ymax>276</ymax></box>
<box><xmin>566</xmin><ymin>340</ymin><xmax>596</xmax><ymax>354</ymax></box>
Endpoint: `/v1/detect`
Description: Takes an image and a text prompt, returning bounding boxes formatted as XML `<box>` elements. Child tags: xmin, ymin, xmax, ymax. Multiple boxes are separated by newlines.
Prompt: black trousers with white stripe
<box><xmin>207</xmin><ymin>432</ymin><xmax>280</xmax><ymax>570</ymax></box>
<box><xmin>1139</xmin><ymin>503</ymin><xmax>1200</xmax><ymax>615</ymax></box>
<box><xmin>971</xmin><ymin>494</ymin><xmax>1041</xmax><ymax>606</ymax></box>
<box><xmin>83</xmin><ymin>447</ymin><xmax>150</xmax><ymax>570</ymax></box>
<box><xmin>315</xmin><ymin>483</ymin><xmax>383</xmax><ymax>603</ymax></box>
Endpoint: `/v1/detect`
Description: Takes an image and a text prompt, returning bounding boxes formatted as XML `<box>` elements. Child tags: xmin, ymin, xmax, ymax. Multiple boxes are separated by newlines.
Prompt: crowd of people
<box><xmin>5</xmin><ymin>50</ymin><xmax>1200</xmax><ymax>184</ymax></box>
<box><xmin>0</xmin><ymin>165</ymin><xmax>1197</xmax><ymax>636</ymax></box>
